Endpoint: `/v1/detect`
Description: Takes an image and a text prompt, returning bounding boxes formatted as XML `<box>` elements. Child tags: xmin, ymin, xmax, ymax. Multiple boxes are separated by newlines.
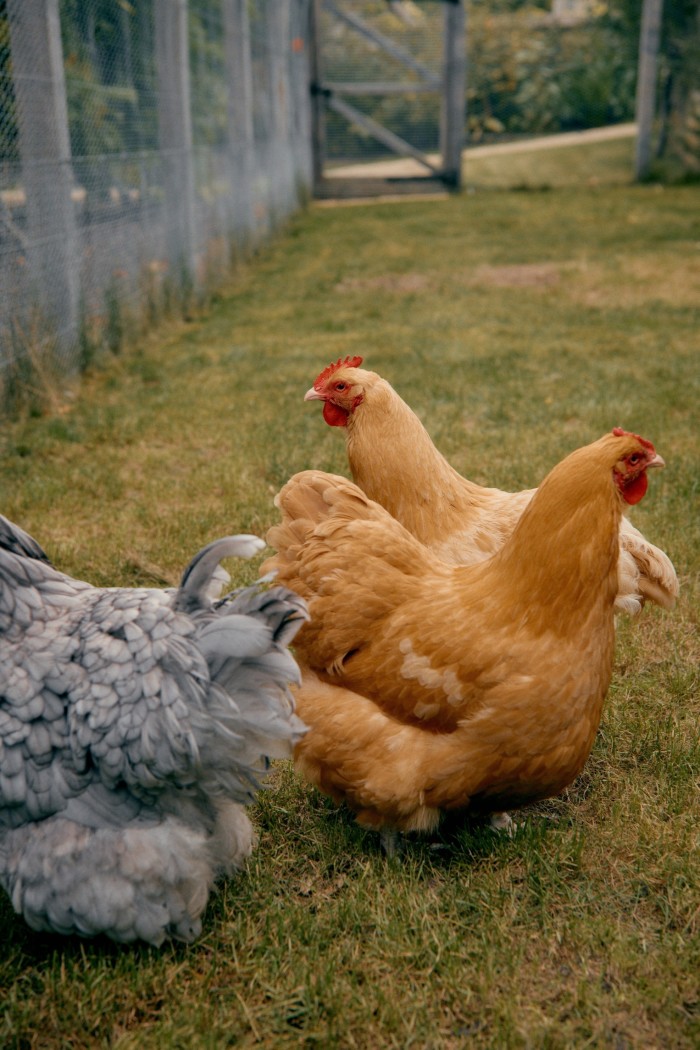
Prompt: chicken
<box><xmin>305</xmin><ymin>357</ymin><xmax>678</xmax><ymax>615</ymax></box>
<box><xmin>263</xmin><ymin>429</ymin><xmax>665</xmax><ymax>843</ymax></box>
<box><xmin>0</xmin><ymin>516</ymin><xmax>307</xmax><ymax>945</ymax></box>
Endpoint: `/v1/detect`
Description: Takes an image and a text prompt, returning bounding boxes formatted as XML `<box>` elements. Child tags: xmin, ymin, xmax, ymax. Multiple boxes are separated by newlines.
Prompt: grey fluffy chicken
<box><xmin>0</xmin><ymin>516</ymin><xmax>307</xmax><ymax>946</ymax></box>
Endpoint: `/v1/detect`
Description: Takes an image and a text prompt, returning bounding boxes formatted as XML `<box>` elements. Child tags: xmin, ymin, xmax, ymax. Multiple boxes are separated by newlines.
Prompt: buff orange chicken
<box><xmin>264</xmin><ymin>429</ymin><xmax>666</xmax><ymax>846</ymax></box>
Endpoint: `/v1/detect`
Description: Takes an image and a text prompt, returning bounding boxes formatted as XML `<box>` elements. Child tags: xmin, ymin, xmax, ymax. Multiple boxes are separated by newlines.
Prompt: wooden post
<box><xmin>441</xmin><ymin>0</ymin><xmax>466</xmax><ymax>189</ymax></box>
<box><xmin>635</xmin><ymin>0</ymin><xmax>664</xmax><ymax>180</ymax></box>
<box><xmin>154</xmin><ymin>0</ymin><xmax>198</xmax><ymax>285</ymax></box>
<box><xmin>7</xmin><ymin>0</ymin><xmax>79</xmax><ymax>364</ymax></box>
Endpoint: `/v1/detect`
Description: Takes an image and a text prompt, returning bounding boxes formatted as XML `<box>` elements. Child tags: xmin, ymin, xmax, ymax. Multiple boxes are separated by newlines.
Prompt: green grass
<box><xmin>1</xmin><ymin>140</ymin><xmax>699</xmax><ymax>1048</ymax></box>
<box><xmin>463</xmin><ymin>134</ymin><xmax>638</xmax><ymax>190</ymax></box>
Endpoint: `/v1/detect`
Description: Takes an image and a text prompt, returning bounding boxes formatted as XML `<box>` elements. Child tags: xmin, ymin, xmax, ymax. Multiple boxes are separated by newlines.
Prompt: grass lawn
<box><xmin>463</xmin><ymin>133</ymin><xmax>638</xmax><ymax>190</ymax></box>
<box><xmin>1</xmin><ymin>140</ymin><xmax>698</xmax><ymax>1048</ymax></box>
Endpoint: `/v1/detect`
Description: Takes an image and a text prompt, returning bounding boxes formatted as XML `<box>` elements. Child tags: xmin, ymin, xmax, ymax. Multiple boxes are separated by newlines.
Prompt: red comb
<box><xmin>313</xmin><ymin>355</ymin><xmax>363</xmax><ymax>390</ymax></box>
<box><xmin>612</xmin><ymin>427</ymin><xmax>655</xmax><ymax>451</ymax></box>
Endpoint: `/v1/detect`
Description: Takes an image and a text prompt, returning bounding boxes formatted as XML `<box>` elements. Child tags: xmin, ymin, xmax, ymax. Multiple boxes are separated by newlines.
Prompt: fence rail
<box><xmin>0</xmin><ymin>0</ymin><xmax>314</xmax><ymax>403</ymax></box>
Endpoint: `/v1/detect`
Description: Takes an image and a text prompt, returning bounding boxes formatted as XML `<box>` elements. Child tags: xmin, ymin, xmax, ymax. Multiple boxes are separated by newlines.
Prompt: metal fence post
<box><xmin>309</xmin><ymin>0</ymin><xmax>326</xmax><ymax>193</ymax></box>
<box><xmin>222</xmin><ymin>0</ymin><xmax>255</xmax><ymax>238</ymax></box>
<box><xmin>7</xmin><ymin>0</ymin><xmax>79</xmax><ymax>366</ymax></box>
<box><xmin>154</xmin><ymin>0</ymin><xmax>198</xmax><ymax>287</ymax></box>
<box><xmin>269</xmin><ymin>0</ymin><xmax>293</xmax><ymax>210</ymax></box>
<box><xmin>634</xmin><ymin>0</ymin><xmax>664</xmax><ymax>180</ymax></box>
<box><xmin>440</xmin><ymin>0</ymin><xmax>466</xmax><ymax>189</ymax></box>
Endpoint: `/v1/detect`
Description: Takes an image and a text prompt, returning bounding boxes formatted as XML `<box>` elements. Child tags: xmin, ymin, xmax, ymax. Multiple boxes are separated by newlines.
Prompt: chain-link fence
<box><xmin>318</xmin><ymin>1</ymin><xmax>446</xmax><ymax>165</ymax></box>
<box><xmin>317</xmin><ymin>0</ymin><xmax>637</xmax><ymax>169</ymax></box>
<box><xmin>317</xmin><ymin>0</ymin><xmax>700</xmax><ymax>177</ymax></box>
<box><xmin>0</xmin><ymin>0</ymin><xmax>313</xmax><ymax>408</ymax></box>
<box><xmin>3</xmin><ymin>1</ymin><xmax>695</xmax><ymax>408</ymax></box>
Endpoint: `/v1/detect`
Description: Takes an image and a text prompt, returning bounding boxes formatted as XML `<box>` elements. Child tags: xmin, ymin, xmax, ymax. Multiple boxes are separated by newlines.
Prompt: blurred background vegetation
<box><xmin>319</xmin><ymin>0</ymin><xmax>700</xmax><ymax>179</ymax></box>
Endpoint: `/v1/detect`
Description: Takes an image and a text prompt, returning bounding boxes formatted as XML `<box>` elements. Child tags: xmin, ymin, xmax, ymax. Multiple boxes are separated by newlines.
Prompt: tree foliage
<box><xmin>466</xmin><ymin>5</ymin><xmax>636</xmax><ymax>140</ymax></box>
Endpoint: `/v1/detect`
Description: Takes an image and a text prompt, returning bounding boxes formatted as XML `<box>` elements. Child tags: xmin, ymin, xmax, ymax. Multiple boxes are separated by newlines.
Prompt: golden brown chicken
<box><xmin>305</xmin><ymin>357</ymin><xmax>678</xmax><ymax>615</ymax></box>
<box><xmin>264</xmin><ymin>429</ymin><xmax>666</xmax><ymax>842</ymax></box>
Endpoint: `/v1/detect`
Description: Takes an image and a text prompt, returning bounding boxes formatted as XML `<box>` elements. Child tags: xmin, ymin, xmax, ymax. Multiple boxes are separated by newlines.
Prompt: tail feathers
<box><xmin>273</xmin><ymin>470</ymin><xmax>379</xmax><ymax>528</ymax></box>
<box><xmin>198</xmin><ymin>599</ymin><xmax>308</xmax><ymax>669</ymax></box>
<box><xmin>264</xmin><ymin>471</ymin><xmax>434</xmax><ymax>594</ymax></box>
<box><xmin>0</xmin><ymin>812</ymin><xmax>247</xmax><ymax>945</ymax></box>
<box><xmin>176</xmin><ymin>535</ymin><xmax>265</xmax><ymax>612</ymax></box>
<box><xmin>266</xmin><ymin>472</ymin><xmax>376</xmax><ymax>566</ymax></box>
<box><xmin>618</xmin><ymin>516</ymin><xmax>678</xmax><ymax>611</ymax></box>
<box><xmin>192</xmin><ymin>673</ymin><xmax>306</xmax><ymax>801</ymax></box>
<box><xmin>243</xmin><ymin>648</ymin><xmax>304</xmax><ymax>689</ymax></box>
<box><xmin>272</xmin><ymin>470</ymin><xmax>344</xmax><ymax>524</ymax></box>
<box><xmin>209</xmin><ymin>647</ymin><xmax>303</xmax><ymax>697</ymax></box>
<box><xmin>0</xmin><ymin>515</ymin><xmax>52</xmax><ymax>565</ymax></box>
<box><xmin>225</xmin><ymin>678</ymin><xmax>307</xmax><ymax>757</ymax></box>
<box><xmin>191</xmin><ymin>577</ymin><xmax>308</xmax><ymax>786</ymax></box>
<box><xmin>220</xmin><ymin>582</ymin><xmax>309</xmax><ymax>648</ymax></box>
<box><xmin>198</xmin><ymin>614</ymin><xmax>275</xmax><ymax>664</ymax></box>
<box><xmin>204</xmin><ymin>564</ymin><xmax>231</xmax><ymax>603</ymax></box>
<box><xmin>638</xmin><ymin>572</ymin><xmax>679</xmax><ymax>610</ymax></box>
<box><xmin>264</xmin><ymin>520</ymin><xmax>311</xmax><ymax>574</ymax></box>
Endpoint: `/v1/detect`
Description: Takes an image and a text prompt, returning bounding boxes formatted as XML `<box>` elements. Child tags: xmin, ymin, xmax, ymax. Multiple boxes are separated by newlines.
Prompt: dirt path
<box><xmin>325</xmin><ymin>122</ymin><xmax>637</xmax><ymax>180</ymax></box>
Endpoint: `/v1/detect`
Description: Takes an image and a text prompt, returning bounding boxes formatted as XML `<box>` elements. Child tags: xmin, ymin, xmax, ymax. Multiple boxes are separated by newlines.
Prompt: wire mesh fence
<box><xmin>315</xmin><ymin>0</ymin><xmax>699</xmax><ymax>179</ymax></box>
<box><xmin>317</xmin><ymin>0</ymin><xmax>637</xmax><ymax>169</ymax></box>
<box><xmin>2</xmin><ymin>1</ymin><xmax>696</xmax><ymax>408</ymax></box>
<box><xmin>318</xmin><ymin>0</ymin><xmax>445</xmax><ymax>165</ymax></box>
<box><xmin>0</xmin><ymin>0</ymin><xmax>313</xmax><ymax>408</ymax></box>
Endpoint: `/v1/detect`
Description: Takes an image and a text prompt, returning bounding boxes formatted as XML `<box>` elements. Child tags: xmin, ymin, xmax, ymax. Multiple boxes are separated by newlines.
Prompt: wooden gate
<box><xmin>310</xmin><ymin>0</ymin><xmax>466</xmax><ymax>198</ymax></box>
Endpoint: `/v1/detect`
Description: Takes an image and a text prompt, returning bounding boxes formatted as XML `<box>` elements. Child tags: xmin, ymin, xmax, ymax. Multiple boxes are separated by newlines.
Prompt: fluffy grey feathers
<box><xmin>0</xmin><ymin>519</ymin><xmax>307</xmax><ymax>946</ymax></box>
<box><xmin>0</xmin><ymin>514</ymin><xmax>52</xmax><ymax>566</ymax></box>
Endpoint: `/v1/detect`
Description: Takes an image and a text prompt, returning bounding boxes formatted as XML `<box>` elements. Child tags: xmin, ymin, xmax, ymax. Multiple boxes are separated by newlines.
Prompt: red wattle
<box><xmin>323</xmin><ymin>400</ymin><xmax>349</xmax><ymax>428</ymax></box>
<box><xmin>622</xmin><ymin>471</ymin><xmax>649</xmax><ymax>505</ymax></box>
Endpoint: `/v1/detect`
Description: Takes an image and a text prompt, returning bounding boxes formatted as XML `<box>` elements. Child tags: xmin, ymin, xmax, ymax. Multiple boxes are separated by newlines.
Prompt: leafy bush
<box><xmin>468</xmin><ymin>9</ymin><xmax>636</xmax><ymax>140</ymax></box>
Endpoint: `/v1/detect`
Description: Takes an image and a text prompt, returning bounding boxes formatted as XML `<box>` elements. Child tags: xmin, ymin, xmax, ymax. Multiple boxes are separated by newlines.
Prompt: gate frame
<box><xmin>310</xmin><ymin>0</ymin><xmax>466</xmax><ymax>194</ymax></box>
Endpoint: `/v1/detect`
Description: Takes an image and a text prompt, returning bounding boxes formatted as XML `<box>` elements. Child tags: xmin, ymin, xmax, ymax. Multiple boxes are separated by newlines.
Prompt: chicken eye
<box><xmin>335</xmin><ymin>382</ymin><xmax>346</xmax><ymax>391</ymax></box>
<box><xmin>628</xmin><ymin>453</ymin><xmax>642</xmax><ymax>466</ymax></box>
